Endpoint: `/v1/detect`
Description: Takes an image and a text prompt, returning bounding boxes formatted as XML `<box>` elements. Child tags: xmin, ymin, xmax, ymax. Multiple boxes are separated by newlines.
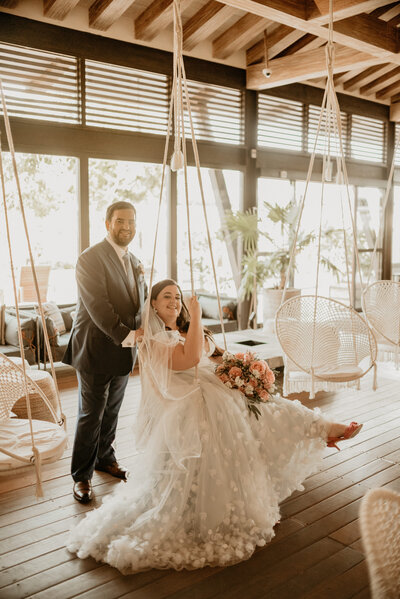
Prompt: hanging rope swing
<box><xmin>275</xmin><ymin>0</ymin><xmax>377</xmax><ymax>399</ymax></box>
<box><xmin>0</xmin><ymin>80</ymin><xmax>67</xmax><ymax>496</ymax></box>
<box><xmin>144</xmin><ymin>0</ymin><xmax>228</xmax><ymax>359</ymax></box>
<box><xmin>362</xmin><ymin>130</ymin><xmax>400</xmax><ymax>369</ymax></box>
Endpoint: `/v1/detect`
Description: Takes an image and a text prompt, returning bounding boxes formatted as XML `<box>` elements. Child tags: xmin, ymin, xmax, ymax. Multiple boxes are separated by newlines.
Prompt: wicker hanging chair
<box><xmin>363</xmin><ymin>281</ymin><xmax>400</xmax><ymax>369</ymax></box>
<box><xmin>360</xmin><ymin>487</ymin><xmax>400</xmax><ymax>599</ymax></box>
<box><xmin>276</xmin><ymin>295</ymin><xmax>377</xmax><ymax>398</ymax></box>
<box><xmin>274</xmin><ymin>4</ymin><xmax>377</xmax><ymax>399</ymax></box>
<box><xmin>0</xmin><ymin>79</ymin><xmax>67</xmax><ymax>495</ymax></box>
<box><xmin>0</xmin><ymin>352</ymin><xmax>67</xmax><ymax>475</ymax></box>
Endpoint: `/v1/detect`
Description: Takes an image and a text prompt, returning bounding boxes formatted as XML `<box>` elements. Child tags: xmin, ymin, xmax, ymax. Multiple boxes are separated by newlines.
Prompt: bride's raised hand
<box><xmin>187</xmin><ymin>295</ymin><xmax>202</xmax><ymax>321</ymax></box>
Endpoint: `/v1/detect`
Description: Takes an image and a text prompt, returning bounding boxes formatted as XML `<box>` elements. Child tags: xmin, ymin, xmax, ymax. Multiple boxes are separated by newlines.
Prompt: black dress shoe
<box><xmin>95</xmin><ymin>461</ymin><xmax>129</xmax><ymax>481</ymax></box>
<box><xmin>73</xmin><ymin>480</ymin><xmax>93</xmax><ymax>503</ymax></box>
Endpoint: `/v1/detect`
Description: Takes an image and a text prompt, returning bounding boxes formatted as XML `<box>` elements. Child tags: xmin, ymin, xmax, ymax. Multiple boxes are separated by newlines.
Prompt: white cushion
<box><xmin>0</xmin><ymin>418</ymin><xmax>67</xmax><ymax>472</ymax></box>
<box><xmin>314</xmin><ymin>364</ymin><xmax>363</xmax><ymax>382</ymax></box>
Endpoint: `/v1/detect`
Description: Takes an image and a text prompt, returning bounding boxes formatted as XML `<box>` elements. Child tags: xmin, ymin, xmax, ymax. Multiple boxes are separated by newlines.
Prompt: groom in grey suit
<box><xmin>63</xmin><ymin>200</ymin><xmax>146</xmax><ymax>503</ymax></box>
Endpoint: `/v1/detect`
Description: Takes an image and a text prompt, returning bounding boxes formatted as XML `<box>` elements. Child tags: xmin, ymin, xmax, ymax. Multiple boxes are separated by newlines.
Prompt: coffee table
<box><xmin>213</xmin><ymin>328</ymin><xmax>283</xmax><ymax>369</ymax></box>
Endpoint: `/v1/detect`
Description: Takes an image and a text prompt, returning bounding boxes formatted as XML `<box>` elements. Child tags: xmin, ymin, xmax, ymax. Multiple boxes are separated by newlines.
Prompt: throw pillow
<box><xmin>4</xmin><ymin>311</ymin><xmax>36</xmax><ymax>348</ymax></box>
<box><xmin>39</xmin><ymin>302</ymin><xmax>66</xmax><ymax>335</ymax></box>
<box><xmin>198</xmin><ymin>293</ymin><xmax>237</xmax><ymax>321</ymax></box>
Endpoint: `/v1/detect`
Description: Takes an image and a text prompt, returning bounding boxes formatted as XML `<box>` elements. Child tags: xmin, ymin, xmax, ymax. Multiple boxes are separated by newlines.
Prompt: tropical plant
<box><xmin>223</xmin><ymin>199</ymin><xmax>342</xmax><ymax>299</ymax></box>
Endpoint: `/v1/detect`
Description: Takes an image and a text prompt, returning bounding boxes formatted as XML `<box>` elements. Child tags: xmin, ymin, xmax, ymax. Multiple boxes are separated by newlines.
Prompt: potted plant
<box><xmin>223</xmin><ymin>200</ymin><xmax>341</xmax><ymax>327</ymax></box>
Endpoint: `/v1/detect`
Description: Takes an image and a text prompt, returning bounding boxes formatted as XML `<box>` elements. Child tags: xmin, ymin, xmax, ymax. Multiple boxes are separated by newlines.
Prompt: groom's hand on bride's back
<box><xmin>134</xmin><ymin>328</ymin><xmax>144</xmax><ymax>343</ymax></box>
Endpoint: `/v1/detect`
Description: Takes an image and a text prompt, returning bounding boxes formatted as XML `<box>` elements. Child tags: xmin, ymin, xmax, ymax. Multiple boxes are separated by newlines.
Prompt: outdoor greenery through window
<box><xmin>177</xmin><ymin>167</ymin><xmax>242</xmax><ymax>296</ymax></box>
<box><xmin>89</xmin><ymin>159</ymin><xmax>168</xmax><ymax>282</ymax></box>
<box><xmin>0</xmin><ymin>153</ymin><xmax>78</xmax><ymax>304</ymax></box>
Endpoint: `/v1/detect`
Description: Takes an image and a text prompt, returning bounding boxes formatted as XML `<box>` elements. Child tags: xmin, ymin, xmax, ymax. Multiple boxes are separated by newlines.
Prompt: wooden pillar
<box><xmin>78</xmin><ymin>155</ymin><xmax>90</xmax><ymax>253</ymax></box>
<box><xmin>382</xmin><ymin>121</ymin><xmax>394</xmax><ymax>280</ymax></box>
<box><xmin>239</xmin><ymin>89</ymin><xmax>259</xmax><ymax>329</ymax></box>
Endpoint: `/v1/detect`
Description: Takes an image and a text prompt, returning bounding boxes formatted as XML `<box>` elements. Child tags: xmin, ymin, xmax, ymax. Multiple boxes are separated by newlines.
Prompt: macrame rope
<box><xmin>0</xmin><ymin>80</ymin><xmax>63</xmax><ymax>426</ymax></box>
<box><xmin>0</xmin><ymin>95</ymin><xmax>43</xmax><ymax>496</ymax></box>
<box><xmin>366</xmin><ymin>128</ymin><xmax>400</xmax><ymax>285</ymax></box>
<box><xmin>145</xmin><ymin>0</ymin><xmax>227</xmax><ymax>355</ymax></box>
<box><xmin>279</xmin><ymin>0</ymin><xmax>374</xmax><ymax>382</ymax></box>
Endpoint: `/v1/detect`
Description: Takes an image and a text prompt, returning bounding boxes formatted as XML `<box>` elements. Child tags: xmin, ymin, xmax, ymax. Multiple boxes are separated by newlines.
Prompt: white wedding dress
<box><xmin>67</xmin><ymin>307</ymin><xmax>330</xmax><ymax>574</ymax></box>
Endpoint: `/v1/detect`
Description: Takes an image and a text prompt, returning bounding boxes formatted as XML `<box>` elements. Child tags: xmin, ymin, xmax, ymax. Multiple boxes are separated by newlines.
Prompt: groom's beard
<box><xmin>111</xmin><ymin>230</ymin><xmax>135</xmax><ymax>246</ymax></box>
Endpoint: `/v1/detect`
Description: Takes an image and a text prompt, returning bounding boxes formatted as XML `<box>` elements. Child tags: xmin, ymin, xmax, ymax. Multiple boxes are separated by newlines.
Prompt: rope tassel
<box><xmin>32</xmin><ymin>446</ymin><xmax>44</xmax><ymax>498</ymax></box>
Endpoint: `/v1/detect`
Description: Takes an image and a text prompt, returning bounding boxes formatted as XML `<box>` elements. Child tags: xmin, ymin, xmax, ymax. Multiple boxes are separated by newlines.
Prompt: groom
<box><xmin>63</xmin><ymin>200</ymin><xmax>146</xmax><ymax>503</ymax></box>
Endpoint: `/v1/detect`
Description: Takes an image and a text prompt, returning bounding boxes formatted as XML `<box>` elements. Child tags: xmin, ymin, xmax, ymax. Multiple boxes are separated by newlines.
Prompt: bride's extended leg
<box><xmin>326</xmin><ymin>422</ymin><xmax>363</xmax><ymax>451</ymax></box>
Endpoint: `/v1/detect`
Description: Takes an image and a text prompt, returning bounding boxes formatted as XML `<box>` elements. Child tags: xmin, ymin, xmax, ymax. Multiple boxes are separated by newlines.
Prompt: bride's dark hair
<box><xmin>150</xmin><ymin>279</ymin><xmax>190</xmax><ymax>332</ymax></box>
<box><xmin>151</xmin><ymin>279</ymin><xmax>224</xmax><ymax>356</ymax></box>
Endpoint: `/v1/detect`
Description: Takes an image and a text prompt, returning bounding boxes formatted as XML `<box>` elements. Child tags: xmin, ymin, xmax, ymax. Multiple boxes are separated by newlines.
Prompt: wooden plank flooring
<box><xmin>1</xmin><ymin>364</ymin><xmax>400</xmax><ymax>598</ymax></box>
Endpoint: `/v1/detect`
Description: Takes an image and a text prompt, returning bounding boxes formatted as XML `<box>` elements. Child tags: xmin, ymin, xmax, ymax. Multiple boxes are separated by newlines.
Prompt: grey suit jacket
<box><xmin>63</xmin><ymin>239</ymin><xmax>147</xmax><ymax>375</ymax></box>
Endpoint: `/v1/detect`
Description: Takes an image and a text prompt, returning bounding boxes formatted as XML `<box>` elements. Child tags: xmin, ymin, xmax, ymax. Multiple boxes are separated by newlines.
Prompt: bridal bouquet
<box><xmin>215</xmin><ymin>351</ymin><xmax>276</xmax><ymax>419</ymax></box>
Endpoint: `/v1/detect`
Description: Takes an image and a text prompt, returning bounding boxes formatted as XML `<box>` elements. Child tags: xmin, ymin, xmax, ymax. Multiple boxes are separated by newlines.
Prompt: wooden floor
<box><xmin>1</xmin><ymin>363</ymin><xmax>400</xmax><ymax>599</ymax></box>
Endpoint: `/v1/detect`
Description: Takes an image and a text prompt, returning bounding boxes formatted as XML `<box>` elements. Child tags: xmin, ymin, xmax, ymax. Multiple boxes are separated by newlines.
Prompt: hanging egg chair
<box><xmin>275</xmin><ymin>1</ymin><xmax>377</xmax><ymax>399</ymax></box>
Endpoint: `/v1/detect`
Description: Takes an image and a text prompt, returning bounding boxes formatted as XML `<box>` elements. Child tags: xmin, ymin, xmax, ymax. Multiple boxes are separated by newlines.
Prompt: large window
<box><xmin>89</xmin><ymin>159</ymin><xmax>168</xmax><ymax>281</ymax></box>
<box><xmin>393</xmin><ymin>186</ymin><xmax>400</xmax><ymax>281</ymax></box>
<box><xmin>0</xmin><ymin>153</ymin><xmax>78</xmax><ymax>304</ymax></box>
<box><xmin>257</xmin><ymin>178</ymin><xmax>384</xmax><ymax>312</ymax></box>
<box><xmin>177</xmin><ymin>168</ymin><xmax>242</xmax><ymax>296</ymax></box>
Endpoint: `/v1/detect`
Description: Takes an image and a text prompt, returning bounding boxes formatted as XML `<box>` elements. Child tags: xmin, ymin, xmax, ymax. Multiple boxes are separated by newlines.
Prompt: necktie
<box><xmin>122</xmin><ymin>253</ymin><xmax>138</xmax><ymax>306</ymax></box>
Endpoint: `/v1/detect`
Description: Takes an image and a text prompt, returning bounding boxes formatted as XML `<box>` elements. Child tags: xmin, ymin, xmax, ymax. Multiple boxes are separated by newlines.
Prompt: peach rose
<box><xmin>234</xmin><ymin>352</ymin><xmax>245</xmax><ymax>361</ymax></box>
<box><xmin>244</xmin><ymin>352</ymin><xmax>254</xmax><ymax>364</ymax></box>
<box><xmin>259</xmin><ymin>389</ymin><xmax>270</xmax><ymax>402</ymax></box>
<box><xmin>219</xmin><ymin>373</ymin><xmax>229</xmax><ymax>383</ymax></box>
<box><xmin>252</xmin><ymin>360</ymin><xmax>267</xmax><ymax>372</ymax></box>
<box><xmin>229</xmin><ymin>366</ymin><xmax>242</xmax><ymax>379</ymax></box>
<box><xmin>249</xmin><ymin>378</ymin><xmax>258</xmax><ymax>388</ymax></box>
<box><xmin>264</xmin><ymin>368</ymin><xmax>275</xmax><ymax>385</ymax></box>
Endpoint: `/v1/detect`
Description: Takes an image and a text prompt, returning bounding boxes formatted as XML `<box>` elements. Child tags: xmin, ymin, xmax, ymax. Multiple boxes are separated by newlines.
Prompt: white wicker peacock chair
<box><xmin>360</xmin><ymin>487</ymin><xmax>400</xmax><ymax>599</ymax></box>
<box><xmin>362</xmin><ymin>281</ymin><xmax>400</xmax><ymax>369</ymax></box>
<box><xmin>276</xmin><ymin>295</ymin><xmax>377</xmax><ymax>399</ymax></box>
<box><xmin>0</xmin><ymin>352</ymin><xmax>67</xmax><ymax>482</ymax></box>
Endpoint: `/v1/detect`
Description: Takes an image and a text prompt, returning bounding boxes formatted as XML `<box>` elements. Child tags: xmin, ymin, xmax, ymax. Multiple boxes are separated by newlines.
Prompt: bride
<box><xmin>67</xmin><ymin>279</ymin><xmax>362</xmax><ymax>573</ymax></box>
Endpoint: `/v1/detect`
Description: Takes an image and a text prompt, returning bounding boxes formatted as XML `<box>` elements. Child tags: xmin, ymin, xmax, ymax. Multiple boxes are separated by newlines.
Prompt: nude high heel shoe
<box><xmin>327</xmin><ymin>422</ymin><xmax>363</xmax><ymax>451</ymax></box>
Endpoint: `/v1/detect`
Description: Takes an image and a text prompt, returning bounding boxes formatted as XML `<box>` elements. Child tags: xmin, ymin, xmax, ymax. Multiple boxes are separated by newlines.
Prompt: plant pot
<box><xmin>262</xmin><ymin>287</ymin><xmax>301</xmax><ymax>333</ymax></box>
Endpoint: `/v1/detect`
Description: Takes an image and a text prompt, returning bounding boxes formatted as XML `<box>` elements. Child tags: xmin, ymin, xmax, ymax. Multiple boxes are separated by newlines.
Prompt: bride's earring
<box><xmin>154</xmin><ymin>308</ymin><xmax>158</xmax><ymax>313</ymax></box>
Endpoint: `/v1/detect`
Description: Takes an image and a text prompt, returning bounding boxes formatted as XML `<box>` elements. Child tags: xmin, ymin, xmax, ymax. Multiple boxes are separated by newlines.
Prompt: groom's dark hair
<box><xmin>150</xmin><ymin>279</ymin><xmax>190</xmax><ymax>332</ymax></box>
<box><xmin>106</xmin><ymin>201</ymin><xmax>136</xmax><ymax>222</ymax></box>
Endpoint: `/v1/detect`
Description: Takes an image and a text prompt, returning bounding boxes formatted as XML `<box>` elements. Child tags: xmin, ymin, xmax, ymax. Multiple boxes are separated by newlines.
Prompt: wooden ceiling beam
<box><xmin>379</xmin><ymin>3</ymin><xmax>400</xmax><ymax>21</ymax></box>
<box><xmin>279</xmin><ymin>33</ymin><xmax>324</xmax><ymax>56</ymax></box>
<box><xmin>359</xmin><ymin>66</ymin><xmax>400</xmax><ymax>95</ymax></box>
<box><xmin>389</xmin><ymin>99</ymin><xmax>400</xmax><ymax>121</ymax></box>
<box><xmin>369</xmin><ymin>3</ymin><xmax>399</xmax><ymax>18</ymax></box>
<box><xmin>343</xmin><ymin>63</ymin><xmax>392</xmax><ymax>90</ymax></box>
<box><xmin>376</xmin><ymin>79</ymin><xmax>400</xmax><ymax>99</ymax></box>
<box><xmin>247</xmin><ymin>44</ymin><xmax>382</xmax><ymax>90</ymax></box>
<box><xmin>332</xmin><ymin>14</ymin><xmax>398</xmax><ymax>55</ymax></box>
<box><xmin>0</xmin><ymin>0</ymin><xmax>18</xmax><ymax>6</ymax></box>
<box><xmin>213</xmin><ymin>13</ymin><xmax>270</xmax><ymax>59</ymax></box>
<box><xmin>89</xmin><ymin>0</ymin><xmax>137</xmax><ymax>30</ymax></box>
<box><xmin>135</xmin><ymin>0</ymin><xmax>173</xmax><ymax>41</ymax></box>
<box><xmin>219</xmin><ymin>1</ymin><xmax>400</xmax><ymax>63</ymax></box>
<box><xmin>43</xmin><ymin>0</ymin><xmax>80</xmax><ymax>20</ymax></box>
<box><xmin>183</xmin><ymin>1</ymin><xmax>235</xmax><ymax>51</ymax></box>
<box><xmin>246</xmin><ymin>25</ymin><xmax>304</xmax><ymax>65</ymax></box>
<box><xmin>310</xmin><ymin>0</ymin><xmax>396</xmax><ymax>21</ymax></box>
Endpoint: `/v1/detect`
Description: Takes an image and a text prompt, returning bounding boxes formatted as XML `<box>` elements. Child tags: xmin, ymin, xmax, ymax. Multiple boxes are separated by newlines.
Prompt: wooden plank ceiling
<box><xmin>2</xmin><ymin>0</ymin><xmax>400</xmax><ymax>111</ymax></box>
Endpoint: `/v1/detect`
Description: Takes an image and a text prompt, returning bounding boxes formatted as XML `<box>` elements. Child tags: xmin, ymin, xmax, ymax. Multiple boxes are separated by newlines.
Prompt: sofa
<box><xmin>196</xmin><ymin>291</ymin><xmax>238</xmax><ymax>333</ymax></box>
<box><xmin>0</xmin><ymin>293</ymin><xmax>238</xmax><ymax>365</ymax></box>
<box><xmin>0</xmin><ymin>303</ymin><xmax>75</xmax><ymax>366</ymax></box>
